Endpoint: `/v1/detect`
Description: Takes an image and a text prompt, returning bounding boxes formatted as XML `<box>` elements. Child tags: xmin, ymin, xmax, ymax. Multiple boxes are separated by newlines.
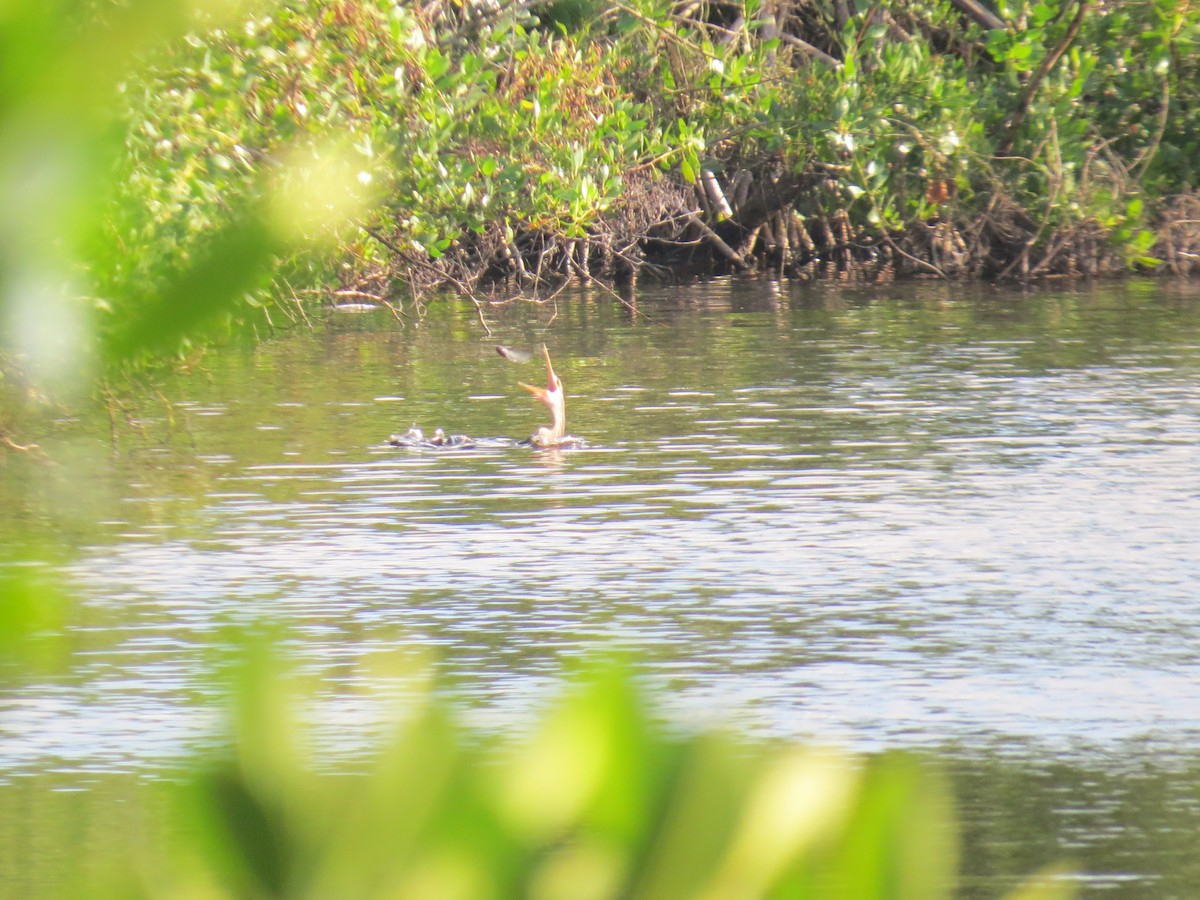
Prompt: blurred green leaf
<box><xmin>0</xmin><ymin>562</ymin><xmax>70</xmax><ymax>676</ymax></box>
<box><xmin>1004</xmin><ymin>862</ymin><xmax>1080</xmax><ymax>900</ymax></box>
<box><xmin>136</xmin><ymin>652</ymin><xmax>986</xmax><ymax>900</ymax></box>
<box><xmin>100</xmin><ymin>208</ymin><xmax>276</xmax><ymax>367</ymax></box>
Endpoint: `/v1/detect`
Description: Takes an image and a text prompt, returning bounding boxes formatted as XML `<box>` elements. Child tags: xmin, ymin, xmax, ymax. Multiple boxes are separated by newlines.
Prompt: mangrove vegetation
<box><xmin>2</xmin><ymin>0</ymin><xmax>1199</xmax><ymax>416</ymax></box>
<box><xmin>110</xmin><ymin>0</ymin><xmax>1200</xmax><ymax>310</ymax></box>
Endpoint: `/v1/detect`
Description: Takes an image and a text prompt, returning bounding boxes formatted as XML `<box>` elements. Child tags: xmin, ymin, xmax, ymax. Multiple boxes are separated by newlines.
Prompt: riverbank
<box><xmin>105</xmin><ymin>0</ymin><xmax>1200</xmax><ymax>320</ymax></box>
<box><xmin>4</xmin><ymin>0</ymin><xmax>1200</xmax><ymax>453</ymax></box>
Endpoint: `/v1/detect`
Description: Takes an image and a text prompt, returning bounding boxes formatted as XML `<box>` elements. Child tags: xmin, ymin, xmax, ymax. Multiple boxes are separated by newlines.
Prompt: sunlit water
<box><xmin>4</xmin><ymin>280</ymin><xmax>1200</xmax><ymax>895</ymax></box>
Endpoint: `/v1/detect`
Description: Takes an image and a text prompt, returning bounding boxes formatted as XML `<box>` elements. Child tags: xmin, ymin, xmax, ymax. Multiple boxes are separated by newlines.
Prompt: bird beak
<box><xmin>519</xmin><ymin>345</ymin><xmax>558</xmax><ymax>401</ymax></box>
<box><xmin>540</xmin><ymin>343</ymin><xmax>555</xmax><ymax>380</ymax></box>
<box><xmin>519</xmin><ymin>380</ymin><xmax>550</xmax><ymax>403</ymax></box>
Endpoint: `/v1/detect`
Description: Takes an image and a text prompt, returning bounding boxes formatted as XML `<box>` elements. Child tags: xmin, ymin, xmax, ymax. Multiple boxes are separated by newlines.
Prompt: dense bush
<box><xmin>90</xmin><ymin>0</ymin><xmax>1200</xmax><ymax>326</ymax></box>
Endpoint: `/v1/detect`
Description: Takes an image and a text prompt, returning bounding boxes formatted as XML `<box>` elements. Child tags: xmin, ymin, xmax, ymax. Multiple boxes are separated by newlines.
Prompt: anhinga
<box><xmin>390</xmin><ymin>345</ymin><xmax>582</xmax><ymax>449</ymax></box>
<box><xmin>518</xmin><ymin>344</ymin><xmax>568</xmax><ymax>448</ymax></box>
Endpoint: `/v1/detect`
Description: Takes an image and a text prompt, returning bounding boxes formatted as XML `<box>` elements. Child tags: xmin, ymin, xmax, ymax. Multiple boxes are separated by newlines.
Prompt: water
<box><xmin>3</xmin><ymin>280</ymin><xmax>1200</xmax><ymax>895</ymax></box>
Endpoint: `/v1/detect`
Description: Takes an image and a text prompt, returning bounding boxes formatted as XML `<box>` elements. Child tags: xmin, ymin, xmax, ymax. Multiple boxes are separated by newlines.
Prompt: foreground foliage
<box><xmin>1</xmin><ymin>566</ymin><xmax>1077</xmax><ymax>898</ymax></box>
<box><xmin>0</xmin><ymin>623</ymin><xmax>1070</xmax><ymax>900</ymax></box>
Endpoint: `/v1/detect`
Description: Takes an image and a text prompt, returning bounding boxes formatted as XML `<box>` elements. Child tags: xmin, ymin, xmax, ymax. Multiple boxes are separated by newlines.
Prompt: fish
<box><xmin>495</xmin><ymin>344</ymin><xmax>532</xmax><ymax>364</ymax></box>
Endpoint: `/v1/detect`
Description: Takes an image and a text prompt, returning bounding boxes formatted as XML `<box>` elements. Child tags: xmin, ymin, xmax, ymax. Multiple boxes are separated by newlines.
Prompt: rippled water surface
<box><xmin>4</xmin><ymin>280</ymin><xmax>1200</xmax><ymax>895</ymax></box>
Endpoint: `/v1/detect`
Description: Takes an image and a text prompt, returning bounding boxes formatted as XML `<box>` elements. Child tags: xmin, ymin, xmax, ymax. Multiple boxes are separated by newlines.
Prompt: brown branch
<box><xmin>951</xmin><ymin>0</ymin><xmax>1007</xmax><ymax>32</ymax></box>
<box><xmin>881</xmin><ymin>231</ymin><xmax>948</xmax><ymax>280</ymax></box>
<box><xmin>363</xmin><ymin>225</ymin><xmax>405</xmax><ymax>256</ymax></box>
<box><xmin>685</xmin><ymin>211</ymin><xmax>747</xmax><ymax>269</ymax></box>
<box><xmin>996</xmin><ymin>0</ymin><xmax>1089</xmax><ymax>157</ymax></box>
<box><xmin>468</xmin><ymin>294</ymin><xmax>493</xmax><ymax>336</ymax></box>
<box><xmin>778</xmin><ymin>32</ymin><xmax>842</xmax><ymax>69</ymax></box>
<box><xmin>331</xmin><ymin>288</ymin><xmax>387</xmax><ymax>302</ymax></box>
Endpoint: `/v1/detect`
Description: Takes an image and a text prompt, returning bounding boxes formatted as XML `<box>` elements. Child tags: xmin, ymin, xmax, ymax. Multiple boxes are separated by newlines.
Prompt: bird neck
<box><xmin>547</xmin><ymin>389</ymin><xmax>566</xmax><ymax>440</ymax></box>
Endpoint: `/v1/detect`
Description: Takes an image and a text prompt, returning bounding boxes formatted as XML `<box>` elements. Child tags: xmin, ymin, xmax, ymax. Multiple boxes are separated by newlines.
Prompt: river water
<box><xmin>3</xmin><ymin>280</ymin><xmax>1200</xmax><ymax>896</ymax></box>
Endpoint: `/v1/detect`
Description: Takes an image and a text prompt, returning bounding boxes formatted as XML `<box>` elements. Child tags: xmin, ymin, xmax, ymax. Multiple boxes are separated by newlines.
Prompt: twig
<box><xmin>996</xmin><ymin>0</ymin><xmax>1089</xmax><ymax>157</ymax></box>
<box><xmin>364</xmin><ymin>225</ymin><xmax>405</xmax><ymax>256</ymax></box>
<box><xmin>280</xmin><ymin>277</ymin><xmax>312</xmax><ymax>327</ymax></box>
<box><xmin>602</xmin><ymin>0</ymin><xmax>723</xmax><ymax>61</ymax></box>
<box><xmin>468</xmin><ymin>294</ymin><xmax>493</xmax><ymax>336</ymax></box>
<box><xmin>685</xmin><ymin>211</ymin><xmax>747</xmax><ymax>269</ymax></box>
<box><xmin>951</xmin><ymin>0</ymin><xmax>1007</xmax><ymax>32</ymax></box>
<box><xmin>1026</xmin><ymin>226</ymin><xmax>1076</xmax><ymax>278</ymax></box>
<box><xmin>778</xmin><ymin>32</ymin><xmax>842</xmax><ymax>69</ymax></box>
<box><xmin>881</xmin><ymin>231</ymin><xmax>948</xmax><ymax>279</ymax></box>
<box><xmin>1</xmin><ymin>433</ymin><xmax>39</xmax><ymax>453</ymax></box>
<box><xmin>331</xmin><ymin>289</ymin><xmax>387</xmax><ymax>302</ymax></box>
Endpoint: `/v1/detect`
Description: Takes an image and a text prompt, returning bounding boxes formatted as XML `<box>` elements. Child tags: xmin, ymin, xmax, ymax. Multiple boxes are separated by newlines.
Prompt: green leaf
<box><xmin>681</xmin><ymin>149</ymin><xmax>700</xmax><ymax>184</ymax></box>
<box><xmin>101</xmin><ymin>208</ymin><xmax>276</xmax><ymax>367</ymax></box>
<box><xmin>1002</xmin><ymin>863</ymin><xmax>1080</xmax><ymax>900</ymax></box>
<box><xmin>0</xmin><ymin>565</ymin><xmax>70</xmax><ymax>677</ymax></box>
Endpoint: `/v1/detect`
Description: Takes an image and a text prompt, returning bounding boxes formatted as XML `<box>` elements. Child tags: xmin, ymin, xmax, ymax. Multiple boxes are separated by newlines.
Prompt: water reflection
<box><xmin>3</xmin><ymin>281</ymin><xmax>1200</xmax><ymax>893</ymax></box>
<box><xmin>5</xmin><ymin>282</ymin><xmax>1200</xmax><ymax>754</ymax></box>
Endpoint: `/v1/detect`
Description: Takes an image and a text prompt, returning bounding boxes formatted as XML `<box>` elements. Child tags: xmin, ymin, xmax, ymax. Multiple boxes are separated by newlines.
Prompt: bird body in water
<box><xmin>389</xmin><ymin>426</ymin><xmax>478</xmax><ymax>448</ymax></box>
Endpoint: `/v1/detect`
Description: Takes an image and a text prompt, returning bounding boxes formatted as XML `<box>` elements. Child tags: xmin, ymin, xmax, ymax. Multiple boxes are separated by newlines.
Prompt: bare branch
<box><xmin>951</xmin><ymin>0</ymin><xmax>1007</xmax><ymax>32</ymax></box>
<box><xmin>778</xmin><ymin>32</ymin><xmax>842</xmax><ymax>69</ymax></box>
<box><xmin>997</xmin><ymin>0</ymin><xmax>1089</xmax><ymax>157</ymax></box>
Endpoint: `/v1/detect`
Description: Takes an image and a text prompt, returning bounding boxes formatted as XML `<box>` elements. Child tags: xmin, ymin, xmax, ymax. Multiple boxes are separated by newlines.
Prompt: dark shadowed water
<box><xmin>3</xmin><ymin>280</ymin><xmax>1200</xmax><ymax>896</ymax></box>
